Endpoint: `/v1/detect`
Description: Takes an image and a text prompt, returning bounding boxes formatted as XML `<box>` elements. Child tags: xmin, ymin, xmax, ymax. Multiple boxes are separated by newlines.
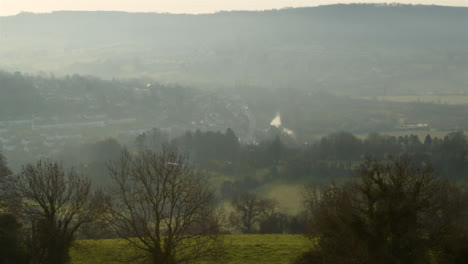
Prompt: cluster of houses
<box><xmin>0</xmin><ymin>116</ymin><xmax>140</xmax><ymax>168</ymax></box>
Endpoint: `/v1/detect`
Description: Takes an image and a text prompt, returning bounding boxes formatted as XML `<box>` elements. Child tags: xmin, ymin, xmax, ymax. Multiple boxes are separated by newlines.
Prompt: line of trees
<box><xmin>53</xmin><ymin>129</ymin><xmax>468</xmax><ymax>201</ymax></box>
<box><xmin>167</xmin><ymin>129</ymin><xmax>468</xmax><ymax>199</ymax></box>
<box><xmin>136</xmin><ymin>129</ymin><xmax>468</xmax><ymax>176</ymax></box>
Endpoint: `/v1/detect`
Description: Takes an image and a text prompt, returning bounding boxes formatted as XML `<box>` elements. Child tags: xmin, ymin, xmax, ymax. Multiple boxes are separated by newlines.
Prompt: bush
<box><xmin>0</xmin><ymin>214</ymin><xmax>29</xmax><ymax>264</ymax></box>
<box><xmin>298</xmin><ymin>156</ymin><xmax>468</xmax><ymax>264</ymax></box>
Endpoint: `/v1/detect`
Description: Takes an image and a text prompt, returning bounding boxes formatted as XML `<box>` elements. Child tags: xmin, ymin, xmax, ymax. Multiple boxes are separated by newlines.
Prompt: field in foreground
<box><xmin>71</xmin><ymin>234</ymin><xmax>311</xmax><ymax>264</ymax></box>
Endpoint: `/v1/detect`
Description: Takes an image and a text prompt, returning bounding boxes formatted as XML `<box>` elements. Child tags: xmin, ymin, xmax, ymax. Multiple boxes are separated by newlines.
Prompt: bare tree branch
<box><xmin>105</xmin><ymin>148</ymin><xmax>225</xmax><ymax>264</ymax></box>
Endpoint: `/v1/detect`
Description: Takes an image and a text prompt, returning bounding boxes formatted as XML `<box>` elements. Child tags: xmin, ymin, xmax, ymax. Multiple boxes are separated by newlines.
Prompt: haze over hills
<box><xmin>1</xmin><ymin>4</ymin><xmax>468</xmax><ymax>263</ymax></box>
<box><xmin>1</xmin><ymin>4</ymin><xmax>467</xmax><ymax>94</ymax></box>
<box><xmin>1</xmin><ymin>4</ymin><xmax>468</xmax><ymax>170</ymax></box>
<box><xmin>1</xmin><ymin>3</ymin><xmax>468</xmax><ymax>170</ymax></box>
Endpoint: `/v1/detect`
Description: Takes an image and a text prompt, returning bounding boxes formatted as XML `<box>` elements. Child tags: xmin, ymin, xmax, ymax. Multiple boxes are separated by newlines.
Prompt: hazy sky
<box><xmin>1</xmin><ymin>0</ymin><xmax>467</xmax><ymax>16</ymax></box>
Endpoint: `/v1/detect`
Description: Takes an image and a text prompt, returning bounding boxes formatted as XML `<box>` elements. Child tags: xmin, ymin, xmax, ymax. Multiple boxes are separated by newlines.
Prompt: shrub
<box><xmin>298</xmin><ymin>156</ymin><xmax>468</xmax><ymax>264</ymax></box>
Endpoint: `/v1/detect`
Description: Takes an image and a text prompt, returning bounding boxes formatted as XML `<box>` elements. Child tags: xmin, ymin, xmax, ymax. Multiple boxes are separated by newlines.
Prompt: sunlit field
<box><xmin>71</xmin><ymin>235</ymin><xmax>311</xmax><ymax>264</ymax></box>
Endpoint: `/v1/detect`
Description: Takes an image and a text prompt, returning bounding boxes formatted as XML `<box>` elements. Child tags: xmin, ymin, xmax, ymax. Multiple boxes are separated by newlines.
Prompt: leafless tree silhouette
<box><xmin>105</xmin><ymin>149</ymin><xmax>225</xmax><ymax>264</ymax></box>
<box><xmin>17</xmin><ymin>160</ymin><xmax>104</xmax><ymax>264</ymax></box>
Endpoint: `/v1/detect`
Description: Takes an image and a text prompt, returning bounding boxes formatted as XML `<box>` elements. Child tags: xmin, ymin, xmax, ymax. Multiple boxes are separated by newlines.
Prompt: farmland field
<box><xmin>71</xmin><ymin>234</ymin><xmax>311</xmax><ymax>264</ymax></box>
<box><xmin>358</xmin><ymin>95</ymin><xmax>468</xmax><ymax>105</ymax></box>
<box><xmin>354</xmin><ymin>130</ymin><xmax>467</xmax><ymax>141</ymax></box>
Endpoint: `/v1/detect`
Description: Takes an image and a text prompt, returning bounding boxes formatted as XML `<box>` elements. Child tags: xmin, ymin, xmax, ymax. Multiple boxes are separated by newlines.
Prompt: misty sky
<box><xmin>1</xmin><ymin>0</ymin><xmax>467</xmax><ymax>16</ymax></box>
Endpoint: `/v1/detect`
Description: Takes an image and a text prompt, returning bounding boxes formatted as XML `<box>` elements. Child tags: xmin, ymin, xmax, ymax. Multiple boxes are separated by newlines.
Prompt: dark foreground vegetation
<box><xmin>297</xmin><ymin>157</ymin><xmax>468</xmax><ymax>264</ymax></box>
<box><xmin>0</xmin><ymin>149</ymin><xmax>224</xmax><ymax>264</ymax></box>
<box><xmin>1</xmin><ymin>141</ymin><xmax>467</xmax><ymax>263</ymax></box>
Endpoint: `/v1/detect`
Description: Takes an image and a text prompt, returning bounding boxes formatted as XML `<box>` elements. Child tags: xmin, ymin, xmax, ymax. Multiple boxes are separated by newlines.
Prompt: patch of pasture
<box><xmin>70</xmin><ymin>234</ymin><xmax>311</xmax><ymax>264</ymax></box>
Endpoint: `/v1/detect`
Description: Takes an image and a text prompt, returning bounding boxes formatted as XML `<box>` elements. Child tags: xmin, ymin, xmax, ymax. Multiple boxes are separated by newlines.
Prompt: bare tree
<box><xmin>105</xmin><ymin>149</ymin><xmax>225</xmax><ymax>264</ymax></box>
<box><xmin>301</xmin><ymin>184</ymin><xmax>323</xmax><ymax>217</ymax></box>
<box><xmin>17</xmin><ymin>160</ymin><xmax>104</xmax><ymax>264</ymax></box>
<box><xmin>230</xmin><ymin>192</ymin><xmax>277</xmax><ymax>233</ymax></box>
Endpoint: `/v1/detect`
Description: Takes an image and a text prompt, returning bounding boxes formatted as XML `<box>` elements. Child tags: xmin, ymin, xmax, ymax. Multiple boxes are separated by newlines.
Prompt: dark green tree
<box><xmin>0</xmin><ymin>152</ymin><xmax>12</xmax><ymax>178</ymax></box>
<box><xmin>0</xmin><ymin>214</ymin><xmax>29</xmax><ymax>264</ymax></box>
<box><xmin>424</xmin><ymin>134</ymin><xmax>432</xmax><ymax>145</ymax></box>
<box><xmin>0</xmin><ymin>152</ymin><xmax>19</xmax><ymax>214</ymax></box>
<box><xmin>268</xmin><ymin>136</ymin><xmax>283</xmax><ymax>165</ymax></box>
<box><xmin>1</xmin><ymin>153</ymin><xmax>29</xmax><ymax>264</ymax></box>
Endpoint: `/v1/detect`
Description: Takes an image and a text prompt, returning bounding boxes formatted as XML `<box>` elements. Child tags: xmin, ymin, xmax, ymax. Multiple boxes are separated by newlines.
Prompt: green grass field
<box><xmin>71</xmin><ymin>234</ymin><xmax>311</xmax><ymax>264</ymax></box>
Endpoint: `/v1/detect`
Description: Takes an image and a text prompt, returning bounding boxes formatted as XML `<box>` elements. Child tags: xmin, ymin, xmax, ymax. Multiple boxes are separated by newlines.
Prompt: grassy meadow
<box><xmin>71</xmin><ymin>234</ymin><xmax>312</xmax><ymax>264</ymax></box>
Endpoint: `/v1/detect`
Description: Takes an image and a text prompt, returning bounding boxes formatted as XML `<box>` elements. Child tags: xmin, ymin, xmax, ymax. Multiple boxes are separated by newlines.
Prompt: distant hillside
<box><xmin>1</xmin><ymin>4</ymin><xmax>467</xmax><ymax>94</ymax></box>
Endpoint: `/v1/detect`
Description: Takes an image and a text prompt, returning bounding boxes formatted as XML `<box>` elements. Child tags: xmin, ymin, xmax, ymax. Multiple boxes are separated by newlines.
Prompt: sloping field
<box><xmin>71</xmin><ymin>234</ymin><xmax>311</xmax><ymax>264</ymax></box>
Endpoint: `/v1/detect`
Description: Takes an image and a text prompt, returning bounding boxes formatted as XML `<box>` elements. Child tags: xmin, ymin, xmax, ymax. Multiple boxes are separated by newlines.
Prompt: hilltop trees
<box><xmin>17</xmin><ymin>160</ymin><xmax>104</xmax><ymax>264</ymax></box>
<box><xmin>105</xmin><ymin>149</ymin><xmax>225</xmax><ymax>264</ymax></box>
<box><xmin>297</xmin><ymin>156</ymin><xmax>468</xmax><ymax>264</ymax></box>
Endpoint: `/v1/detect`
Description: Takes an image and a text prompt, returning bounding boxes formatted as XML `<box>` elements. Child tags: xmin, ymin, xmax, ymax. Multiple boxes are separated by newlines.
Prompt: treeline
<box><xmin>56</xmin><ymin>128</ymin><xmax>468</xmax><ymax>198</ymax></box>
<box><xmin>146</xmin><ymin>129</ymin><xmax>468</xmax><ymax>178</ymax></box>
<box><xmin>135</xmin><ymin>129</ymin><xmax>468</xmax><ymax>196</ymax></box>
<box><xmin>284</xmin><ymin>131</ymin><xmax>468</xmax><ymax>180</ymax></box>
